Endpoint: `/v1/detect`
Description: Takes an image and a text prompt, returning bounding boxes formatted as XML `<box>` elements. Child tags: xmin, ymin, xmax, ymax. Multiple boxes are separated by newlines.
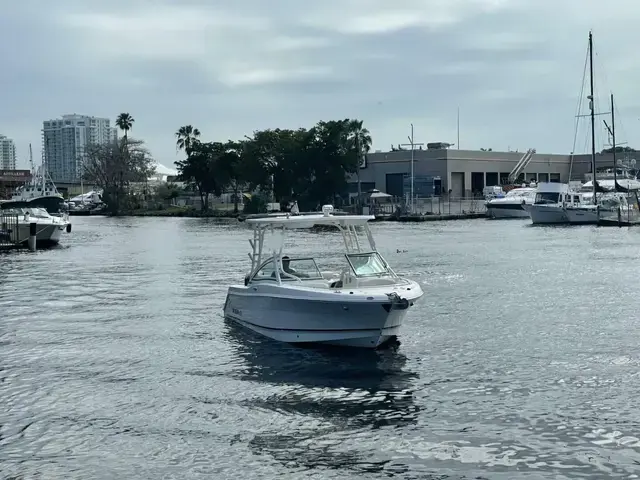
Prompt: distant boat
<box><xmin>0</xmin><ymin>144</ymin><xmax>65</xmax><ymax>214</ymax></box>
<box><xmin>485</xmin><ymin>187</ymin><xmax>537</xmax><ymax>219</ymax></box>
<box><xmin>1</xmin><ymin>167</ymin><xmax>64</xmax><ymax>214</ymax></box>
<box><xmin>67</xmin><ymin>190</ymin><xmax>106</xmax><ymax>216</ymax></box>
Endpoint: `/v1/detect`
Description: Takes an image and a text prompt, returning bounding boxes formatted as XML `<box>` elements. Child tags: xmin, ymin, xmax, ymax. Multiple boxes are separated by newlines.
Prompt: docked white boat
<box><xmin>1</xmin><ymin>146</ymin><xmax>65</xmax><ymax>214</ymax></box>
<box><xmin>0</xmin><ymin>207</ymin><xmax>71</xmax><ymax>246</ymax></box>
<box><xmin>486</xmin><ymin>187</ymin><xmax>536</xmax><ymax>219</ymax></box>
<box><xmin>565</xmin><ymin>192</ymin><xmax>637</xmax><ymax>224</ymax></box>
<box><xmin>223</xmin><ymin>205</ymin><xmax>424</xmax><ymax>349</ymax></box>
<box><xmin>524</xmin><ymin>182</ymin><xmax>582</xmax><ymax>225</ymax></box>
<box><xmin>565</xmin><ymin>175</ymin><xmax>640</xmax><ymax>225</ymax></box>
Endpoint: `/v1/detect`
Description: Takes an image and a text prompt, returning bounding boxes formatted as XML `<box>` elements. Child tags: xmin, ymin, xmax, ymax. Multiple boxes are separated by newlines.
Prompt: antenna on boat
<box><xmin>28</xmin><ymin>143</ymin><xmax>34</xmax><ymax>172</ymax></box>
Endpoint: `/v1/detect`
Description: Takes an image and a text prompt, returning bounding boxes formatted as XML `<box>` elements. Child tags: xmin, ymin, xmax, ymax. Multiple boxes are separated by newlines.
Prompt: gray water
<box><xmin>1</xmin><ymin>217</ymin><xmax>640</xmax><ymax>479</ymax></box>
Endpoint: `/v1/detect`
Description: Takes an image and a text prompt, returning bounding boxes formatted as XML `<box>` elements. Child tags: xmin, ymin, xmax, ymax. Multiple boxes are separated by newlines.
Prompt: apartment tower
<box><xmin>0</xmin><ymin>134</ymin><xmax>17</xmax><ymax>170</ymax></box>
<box><xmin>42</xmin><ymin>114</ymin><xmax>117</xmax><ymax>183</ymax></box>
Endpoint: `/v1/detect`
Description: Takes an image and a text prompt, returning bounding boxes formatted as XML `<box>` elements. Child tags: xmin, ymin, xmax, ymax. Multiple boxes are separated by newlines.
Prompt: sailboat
<box><xmin>564</xmin><ymin>33</ymin><xmax>640</xmax><ymax>224</ymax></box>
<box><xmin>0</xmin><ymin>144</ymin><xmax>65</xmax><ymax>214</ymax></box>
<box><xmin>524</xmin><ymin>33</ymin><xmax>597</xmax><ymax>225</ymax></box>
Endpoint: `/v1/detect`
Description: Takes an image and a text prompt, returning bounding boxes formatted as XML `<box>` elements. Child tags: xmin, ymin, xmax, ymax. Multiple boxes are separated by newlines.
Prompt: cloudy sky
<box><xmin>1</xmin><ymin>0</ymin><xmax>639</xmax><ymax>168</ymax></box>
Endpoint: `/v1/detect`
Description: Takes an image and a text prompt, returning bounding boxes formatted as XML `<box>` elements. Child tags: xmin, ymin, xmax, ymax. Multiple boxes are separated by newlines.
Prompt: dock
<box><xmin>377</xmin><ymin>212</ymin><xmax>487</xmax><ymax>222</ymax></box>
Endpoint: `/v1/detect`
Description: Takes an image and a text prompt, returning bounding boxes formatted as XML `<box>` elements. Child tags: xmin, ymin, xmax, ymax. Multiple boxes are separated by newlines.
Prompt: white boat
<box><xmin>1</xmin><ymin>145</ymin><xmax>65</xmax><ymax>214</ymax></box>
<box><xmin>486</xmin><ymin>187</ymin><xmax>537</xmax><ymax>219</ymax></box>
<box><xmin>67</xmin><ymin>190</ymin><xmax>106</xmax><ymax>215</ymax></box>
<box><xmin>223</xmin><ymin>205</ymin><xmax>424</xmax><ymax>349</ymax></box>
<box><xmin>564</xmin><ymin>83</ymin><xmax>640</xmax><ymax>225</ymax></box>
<box><xmin>524</xmin><ymin>182</ymin><xmax>582</xmax><ymax>224</ymax></box>
<box><xmin>565</xmin><ymin>178</ymin><xmax>640</xmax><ymax>225</ymax></box>
<box><xmin>565</xmin><ymin>192</ymin><xmax>637</xmax><ymax>224</ymax></box>
<box><xmin>0</xmin><ymin>207</ymin><xmax>71</xmax><ymax>246</ymax></box>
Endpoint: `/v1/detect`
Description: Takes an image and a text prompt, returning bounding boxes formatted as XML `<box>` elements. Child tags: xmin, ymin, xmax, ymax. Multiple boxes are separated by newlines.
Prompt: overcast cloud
<box><xmin>1</xmin><ymin>0</ymin><xmax>639</xmax><ymax>168</ymax></box>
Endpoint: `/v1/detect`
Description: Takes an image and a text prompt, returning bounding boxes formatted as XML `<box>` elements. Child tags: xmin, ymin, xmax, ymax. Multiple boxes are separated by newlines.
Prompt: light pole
<box><xmin>400</xmin><ymin>123</ymin><xmax>424</xmax><ymax>213</ymax></box>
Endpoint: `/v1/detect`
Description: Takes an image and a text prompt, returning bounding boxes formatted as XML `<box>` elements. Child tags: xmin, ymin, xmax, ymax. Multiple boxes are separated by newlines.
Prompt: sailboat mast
<box><xmin>610</xmin><ymin>93</ymin><xmax>616</xmax><ymax>184</ymax></box>
<box><xmin>588</xmin><ymin>31</ymin><xmax>597</xmax><ymax>205</ymax></box>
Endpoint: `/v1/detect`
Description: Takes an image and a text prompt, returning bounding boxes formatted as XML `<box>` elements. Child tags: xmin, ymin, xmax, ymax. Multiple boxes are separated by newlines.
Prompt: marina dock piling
<box><xmin>28</xmin><ymin>222</ymin><xmax>37</xmax><ymax>252</ymax></box>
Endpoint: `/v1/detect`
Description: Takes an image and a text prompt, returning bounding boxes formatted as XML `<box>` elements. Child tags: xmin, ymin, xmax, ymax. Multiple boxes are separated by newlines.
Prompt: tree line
<box><xmin>81</xmin><ymin>114</ymin><xmax>373</xmax><ymax>215</ymax></box>
<box><xmin>174</xmin><ymin>119</ymin><xmax>372</xmax><ymax>213</ymax></box>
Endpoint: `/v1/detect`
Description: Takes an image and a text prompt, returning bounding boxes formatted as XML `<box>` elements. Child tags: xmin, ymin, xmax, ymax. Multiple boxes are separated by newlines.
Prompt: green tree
<box><xmin>172</xmin><ymin>118</ymin><xmax>369</xmax><ymax>213</ymax></box>
<box><xmin>176</xmin><ymin>125</ymin><xmax>201</xmax><ymax>154</ymax></box>
<box><xmin>175</xmin><ymin>141</ymin><xmax>227</xmax><ymax>212</ymax></box>
<box><xmin>83</xmin><ymin>138</ymin><xmax>155</xmax><ymax>215</ymax></box>
<box><xmin>601</xmin><ymin>146</ymin><xmax>637</xmax><ymax>154</ymax></box>
<box><xmin>115</xmin><ymin>113</ymin><xmax>136</xmax><ymax>203</ymax></box>
<box><xmin>217</xmin><ymin>140</ymin><xmax>253</xmax><ymax>213</ymax></box>
<box><xmin>116</xmin><ymin>113</ymin><xmax>134</xmax><ymax>143</ymax></box>
<box><xmin>155</xmin><ymin>182</ymin><xmax>181</xmax><ymax>205</ymax></box>
<box><xmin>346</xmin><ymin>119</ymin><xmax>372</xmax><ymax>208</ymax></box>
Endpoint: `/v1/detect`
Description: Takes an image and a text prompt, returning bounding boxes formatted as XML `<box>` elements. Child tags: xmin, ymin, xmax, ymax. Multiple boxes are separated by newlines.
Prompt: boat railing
<box><xmin>0</xmin><ymin>212</ymin><xmax>21</xmax><ymax>248</ymax></box>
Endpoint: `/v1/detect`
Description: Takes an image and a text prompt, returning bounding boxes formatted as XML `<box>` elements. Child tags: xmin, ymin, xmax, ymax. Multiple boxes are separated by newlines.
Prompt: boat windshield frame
<box><xmin>345</xmin><ymin>251</ymin><xmax>396</xmax><ymax>278</ymax></box>
<box><xmin>534</xmin><ymin>192</ymin><xmax>561</xmax><ymax>204</ymax></box>
<box><xmin>0</xmin><ymin>207</ymin><xmax>52</xmax><ymax>218</ymax></box>
<box><xmin>249</xmin><ymin>256</ymin><xmax>324</xmax><ymax>283</ymax></box>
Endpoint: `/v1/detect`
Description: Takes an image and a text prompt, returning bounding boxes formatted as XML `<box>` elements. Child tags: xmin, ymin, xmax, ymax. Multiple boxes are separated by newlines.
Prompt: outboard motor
<box><xmin>244</xmin><ymin>274</ymin><xmax>250</xmax><ymax>286</ymax></box>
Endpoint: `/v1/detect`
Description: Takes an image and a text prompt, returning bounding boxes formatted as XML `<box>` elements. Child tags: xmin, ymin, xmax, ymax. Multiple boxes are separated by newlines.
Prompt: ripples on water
<box><xmin>2</xmin><ymin>217</ymin><xmax>640</xmax><ymax>478</ymax></box>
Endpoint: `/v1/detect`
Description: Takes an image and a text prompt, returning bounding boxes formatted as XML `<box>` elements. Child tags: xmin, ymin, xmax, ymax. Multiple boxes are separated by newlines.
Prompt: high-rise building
<box><xmin>42</xmin><ymin>114</ymin><xmax>118</xmax><ymax>183</ymax></box>
<box><xmin>0</xmin><ymin>135</ymin><xmax>17</xmax><ymax>170</ymax></box>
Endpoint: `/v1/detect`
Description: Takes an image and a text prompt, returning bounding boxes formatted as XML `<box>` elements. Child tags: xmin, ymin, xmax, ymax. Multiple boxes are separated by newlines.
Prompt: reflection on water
<box><xmin>207</xmin><ymin>323</ymin><xmax>420</xmax><ymax>474</ymax></box>
<box><xmin>2</xmin><ymin>216</ymin><xmax>640</xmax><ymax>479</ymax></box>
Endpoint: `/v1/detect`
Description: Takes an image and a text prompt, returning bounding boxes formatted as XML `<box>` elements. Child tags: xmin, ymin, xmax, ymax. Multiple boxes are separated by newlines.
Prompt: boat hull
<box><xmin>486</xmin><ymin>202</ymin><xmax>530</xmax><ymax>219</ymax></box>
<box><xmin>525</xmin><ymin>204</ymin><xmax>568</xmax><ymax>224</ymax></box>
<box><xmin>566</xmin><ymin>206</ymin><xmax>636</xmax><ymax>225</ymax></box>
<box><xmin>223</xmin><ymin>282</ymin><xmax>423</xmax><ymax>349</ymax></box>
<box><xmin>565</xmin><ymin>207</ymin><xmax>598</xmax><ymax>225</ymax></box>
<box><xmin>15</xmin><ymin>223</ymin><xmax>66</xmax><ymax>245</ymax></box>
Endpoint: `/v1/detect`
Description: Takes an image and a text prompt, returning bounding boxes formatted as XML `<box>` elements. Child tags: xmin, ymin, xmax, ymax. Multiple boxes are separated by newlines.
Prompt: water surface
<box><xmin>1</xmin><ymin>217</ymin><xmax>640</xmax><ymax>479</ymax></box>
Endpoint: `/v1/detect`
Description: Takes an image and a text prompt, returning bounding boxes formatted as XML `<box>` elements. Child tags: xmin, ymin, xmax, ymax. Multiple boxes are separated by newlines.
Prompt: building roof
<box><xmin>152</xmin><ymin>162</ymin><xmax>178</xmax><ymax>177</ymax></box>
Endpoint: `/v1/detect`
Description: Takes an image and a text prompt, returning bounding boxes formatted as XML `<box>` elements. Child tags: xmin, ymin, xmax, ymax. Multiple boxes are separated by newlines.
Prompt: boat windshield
<box><xmin>1</xmin><ymin>207</ymin><xmax>51</xmax><ymax>218</ymax></box>
<box><xmin>252</xmin><ymin>256</ymin><xmax>323</xmax><ymax>281</ymax></box>
<box><xmin>506</xmin><ymin>189</ymin><xmax>530</xmax><ymax>198</ymax></box>
<box><xmin>534</xmin><ymin>192</ymin><xmax>560</xmax><ymax>204</ymax></box>
<box><xmin>345</xmin><ymin>252</ymin><xmax>390</xmax><ymax>277</ymax></box>
<box><xmin>279</xmin><ymin>257</ymin><xmax>323</xmax><ymax>279</ymax></box>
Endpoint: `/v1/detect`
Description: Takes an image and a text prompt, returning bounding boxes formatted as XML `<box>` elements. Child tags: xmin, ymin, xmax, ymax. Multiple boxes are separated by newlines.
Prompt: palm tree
<box><xmin>347</xmin><ymin>120</ymin><xmax>372</xmax><ymax>209</ymax></box>
<box><xmin>114</xmin><ymin>113</ymin><xmax>135</xmax><ymax>206</ymax></box>
<box><xmin>116</xmin><ymin>113</ymin><xmax>135</xmax><ymax>142</ymax></box>
<box><xmin>175</xmin><ymin>125</ymin><xmax>201</xmax><ymax>155</ymax></box>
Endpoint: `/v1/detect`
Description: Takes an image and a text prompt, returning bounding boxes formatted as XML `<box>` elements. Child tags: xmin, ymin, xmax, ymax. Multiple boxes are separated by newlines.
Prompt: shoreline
<box><xmin>116</xmin><ymin>209</ymin><xmax>487</xmax><ymax>222</ymax></box>
<box><xmin>117</xmin><ymin>209</ymin><xmax>241</xmax><ymax>219</ymax></box>
<box><xmin>376</xmin><ymin>213</ymin><xmax>487</xmax><ymax>222</ymax></box>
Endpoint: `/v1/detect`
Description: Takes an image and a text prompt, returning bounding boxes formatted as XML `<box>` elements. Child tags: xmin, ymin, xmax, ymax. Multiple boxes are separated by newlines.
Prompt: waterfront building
<box><xmin>349</xmin><ymin>144</ymin><xmax>623</xmax><ymax>199</ymax></box>
<box><xmin>42</xmin><ymin>114</ymin><xmax>118</xmax><ymax>183</ymax></box>
<box><xmin>0</xmin><ymin>134</ymin><xmax>16</xmax><ymax>170</ymax></box>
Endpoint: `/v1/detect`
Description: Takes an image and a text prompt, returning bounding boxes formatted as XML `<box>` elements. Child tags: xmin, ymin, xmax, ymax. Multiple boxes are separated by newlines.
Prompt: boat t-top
<box><xmin>223</xmin><ymin>205</ymin><xmax>424</xmax><ymax>348</ymax></box>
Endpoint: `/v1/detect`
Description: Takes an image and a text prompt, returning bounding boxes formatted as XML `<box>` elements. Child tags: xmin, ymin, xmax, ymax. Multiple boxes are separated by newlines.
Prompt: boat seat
<box><xmin>296</xmin><ymin>279</ymin><xmax>333</xmax><ymax>289</ymax></box>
